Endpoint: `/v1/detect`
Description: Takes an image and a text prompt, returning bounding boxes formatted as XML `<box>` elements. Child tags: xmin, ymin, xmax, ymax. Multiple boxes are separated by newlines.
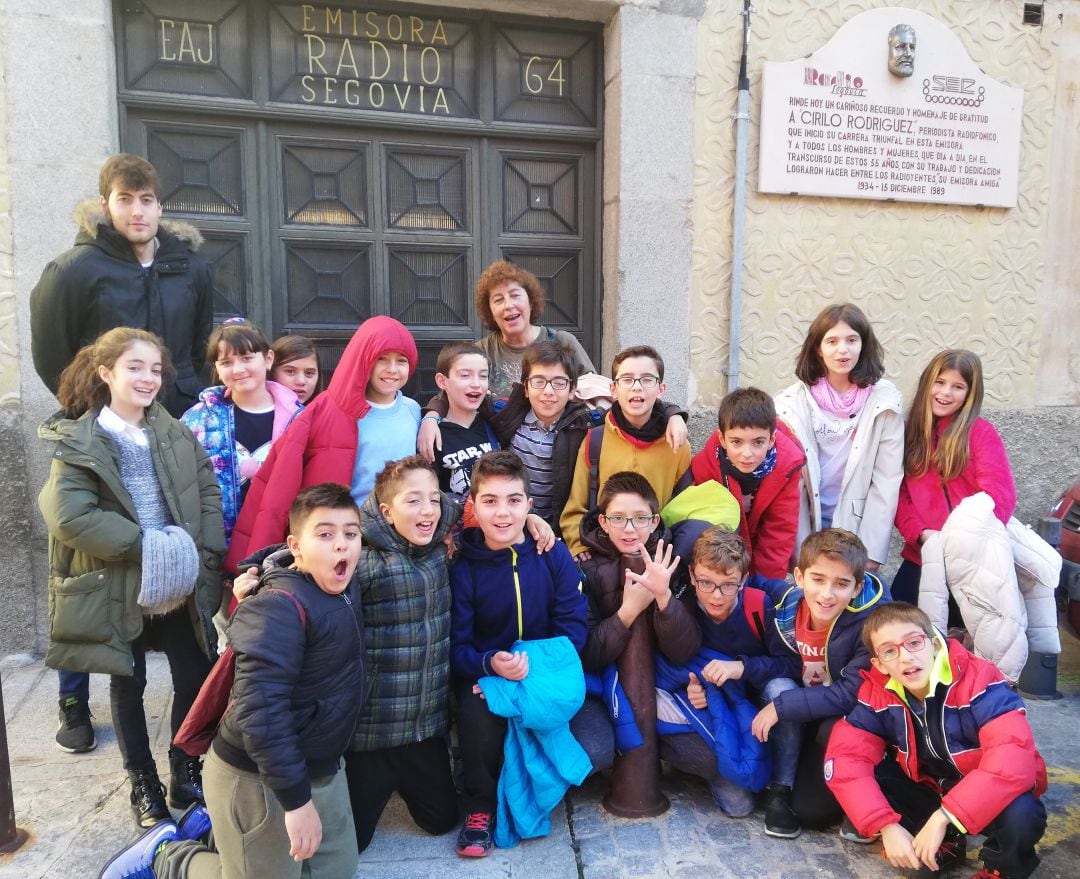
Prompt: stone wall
<box><xmin>688</xmin><ymin>0</ymin><xmax>1080</xmax><ymax>538</ymax></box>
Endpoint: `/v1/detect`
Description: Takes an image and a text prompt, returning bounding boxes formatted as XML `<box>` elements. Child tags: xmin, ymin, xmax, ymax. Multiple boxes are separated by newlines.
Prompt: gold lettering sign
<box><xmin>295</xmin><ymin>4</ymin><xmax>453</xmax><ymax>114</ymax></box>
<box><xmin>159</xmin><ymin>19</ymin><xmax>215</xmax><ymax>65</ymax></box>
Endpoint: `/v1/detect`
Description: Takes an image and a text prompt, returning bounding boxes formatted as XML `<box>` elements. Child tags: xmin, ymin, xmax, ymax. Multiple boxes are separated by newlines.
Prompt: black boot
<box><xmin>168</xmin><ymin>750</ymin><xmax>205</xmax><ymax>810</ymax></box>
<box><xmin>128</xmin><ymin>768</ymin><xmax>170</xmax><ymax>829</ymax></box>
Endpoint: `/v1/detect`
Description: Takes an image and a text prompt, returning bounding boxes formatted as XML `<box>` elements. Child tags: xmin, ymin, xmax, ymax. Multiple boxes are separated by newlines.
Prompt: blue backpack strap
<box><xmin>742</xmin><ymin>587</ymin><xmax>766</xmax><ymax>643</ymax></box>
<box><xmin>585</xmin><ymin>423</ymin><xmax>605</xmax><ymax>512</ymax></box>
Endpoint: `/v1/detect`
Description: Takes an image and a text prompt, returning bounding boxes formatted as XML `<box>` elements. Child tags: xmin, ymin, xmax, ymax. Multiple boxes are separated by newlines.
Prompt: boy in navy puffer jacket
<box><xmin>100</xmin><ymin>484</ymin><xmax>365</xmax><ymax>879</ymax></box>
<box><xmin>449</xmin><ymin>451</ymin><xmax>594</xmax><ymax>858</ymax></box>
<box><xmin>672</xmin><ymin>525</ymin><xmax>802</xmax><ymax>835</ymax></box>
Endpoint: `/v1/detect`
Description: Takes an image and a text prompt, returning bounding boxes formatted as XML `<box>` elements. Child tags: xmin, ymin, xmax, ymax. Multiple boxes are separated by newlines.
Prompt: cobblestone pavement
<box><xmin>2</xmin><ymin>627</ymin><xmax>1078</xmax><ymax>879</ymax></box>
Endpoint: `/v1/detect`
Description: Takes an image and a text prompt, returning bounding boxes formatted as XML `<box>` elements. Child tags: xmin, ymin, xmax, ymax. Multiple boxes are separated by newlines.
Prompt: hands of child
<box><xmin>700</xmin><ymin>659</ymin><xmax>744</xmax><ymax>686</ymax></box>
<box><xmin>631</xmin><ymin>539</ymin><xmax>680</xmax><ymax>609</ymax></box>
<box><xmin>687</xmin><ymin>672</ymin><xmax>707</xmax><ymax>709</ymax></box>
<box><xmin>491</xmin><ymin>650</ymin><xmax>529</xmax><ymax>680</ymax></box>
<box><xmin>417</xmin><ymin>418</ymin><xmax>442</xmax><ymax>464</ymax></box>
<box><xmin>617</xmin><ymin>578</ymin><xmax>656</xmax><ymax>628</ymax></box>
<box><xmin>526</xmin><ymin>513</ymin><xmax>557</xmax><ymax>553</ymax></box>
<box><xmin>912</xmin><ymin>810</ymin><xmax>950</xmax><ymax>871</ymax></box>
<box><xmin>751</xmin><ymin>701</ymin><xmax>779</xmax><ymax>742</ymax></box>
<box><xmin>442</xmin><ymin>532</ymin><xmax>457</xmax><ymax>560</ymax></box>
<box><xmin>575</xmin><ymin>550</ymin><xmax>592</xmax><ymax>563</ymax></box>
<box><xmin>665</xmin><ymin>414</ymin><xmax>688</xmax><ymax>452</ymax></box>
<box><xmin>284</xmin><ymin>799</ymin><xmax>323</xmax><ymax>862</ymax></box>
<box><xmin>232</xmin><ymin>567</ymin><xmax>259</xmax><ymax>602</ymax></box>
<box><xmin>880</xmin><ymin>822</ymin><xmax>922</xmax><ymax>870</ymax></box>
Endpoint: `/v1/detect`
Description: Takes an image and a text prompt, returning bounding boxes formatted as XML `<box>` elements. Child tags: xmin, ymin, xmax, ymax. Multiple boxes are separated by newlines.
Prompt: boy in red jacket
<box><xmin>826</xmin><ymin>602</ymin><xmax>1047</xmax><ymax>879</ymax></box>
<box><xmin>690</xmin><ymin>388</ymin><xmax>804</xmax><ymax>579</ymax></box>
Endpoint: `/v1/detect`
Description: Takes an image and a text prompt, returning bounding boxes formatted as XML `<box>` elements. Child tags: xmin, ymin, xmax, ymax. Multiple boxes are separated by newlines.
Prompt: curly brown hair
<box><xmin>475</xmin><ymin>260</ymin><xmax>546</xmax><ymax>333</ymax></box>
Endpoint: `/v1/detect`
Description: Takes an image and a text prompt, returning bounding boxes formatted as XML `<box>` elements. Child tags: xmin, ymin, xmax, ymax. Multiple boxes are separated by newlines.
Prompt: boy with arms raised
<box><xmin>450</xmin><ymin>451</ymin><xmax>604</xmax><ymax>857</ymax></box>
<box><xmin>750</xmin><ymin>528</ymin><xmax>889</xmax><ymax>834</ymax></box>
<box><xmin>676</xmin><ymin>526</ymin><xmax>803</xmax><ymax>835</ymax></box>
<box><xmin>826</xmin><ymin>603</ymin><xmax>1046</xmax><ymax>879</ymax></box>
<box><xmin>100</xmin><ymin>484</ymin><xmax>365</xmax><ymax>879</ymax></box>
<box><xmin>561</xmin><ymin>345</ymin><xmax>692</xmax><ymax>558</ymax></box>
<box><xmin>690</xmin><ymin>388</ymin><xmax>805</xmax><ymax>579</ymax></box>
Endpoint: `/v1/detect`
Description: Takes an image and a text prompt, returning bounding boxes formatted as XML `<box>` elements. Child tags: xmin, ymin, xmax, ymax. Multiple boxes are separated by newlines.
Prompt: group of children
<box><xmin>35</xmin><ymin>270</ymin><xmax>1047</xmax><ymax>879</ymax></box>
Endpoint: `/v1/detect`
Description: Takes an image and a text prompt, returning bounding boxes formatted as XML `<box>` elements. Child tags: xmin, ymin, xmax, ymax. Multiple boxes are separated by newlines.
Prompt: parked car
<box><xmin>1048</xmin><ymin>479</ymin><xmax>1080</xmax><ymax>634</ymax></box>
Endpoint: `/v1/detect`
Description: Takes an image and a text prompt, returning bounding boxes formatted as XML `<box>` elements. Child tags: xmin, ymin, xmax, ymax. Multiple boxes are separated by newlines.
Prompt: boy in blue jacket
<box><xmin>449</xmin><ymin>451</ymin><xmax>594</xmax><ymax>858</ymax></box>
<box><xmin>750</xmin><ymin>528</ymin><xmax>889</xmax><ymax>835</ymax></box>
<box><xmin>673</xmin><ymin>526</ymin><xmax>803</xmax><ymax>836</ymax></box>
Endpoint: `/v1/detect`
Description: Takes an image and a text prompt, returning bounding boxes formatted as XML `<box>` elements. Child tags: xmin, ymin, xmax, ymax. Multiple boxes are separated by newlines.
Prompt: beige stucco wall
<box><xmin>0</xmin><ymin>10</ymin><xmax>16</xmax><ymax>406</ymax></box>
<box><xmin>690</xmin><ymin>0</ymin><xmax>1078</xmax><ymax>408</ymax></box>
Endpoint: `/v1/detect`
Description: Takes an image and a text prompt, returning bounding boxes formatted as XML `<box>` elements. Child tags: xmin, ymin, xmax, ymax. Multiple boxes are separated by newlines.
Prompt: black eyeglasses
<box><xmin>613</xmin><ymin>374</ymin><xmax>660</xmax><ymax>389</ymax></box>
<box><xmin>600</xmin><ymin>514</ymin><xmax>657</xmax><ymax>530</ymax></box>
<box><xmin>526</xmin><ymin>376</ymin><xmax>571</xmax><ymax>391</ymax></box>
<box><xmin>691</xmin><ymin>575</ymin><xmax>742</xmax><ymax>596</ymax></box>
<box><xmin>875</xmin><ymin>634</ymin><xmax>929</xmax><ymax>663</ymax></box>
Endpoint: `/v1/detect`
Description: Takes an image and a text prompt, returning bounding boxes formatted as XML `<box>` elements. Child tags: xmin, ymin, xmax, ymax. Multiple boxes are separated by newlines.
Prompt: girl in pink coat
<box><xmin>892</xmin><ymin>350</ymin><xmax>1016</xmax><ymax>606</ymax></box>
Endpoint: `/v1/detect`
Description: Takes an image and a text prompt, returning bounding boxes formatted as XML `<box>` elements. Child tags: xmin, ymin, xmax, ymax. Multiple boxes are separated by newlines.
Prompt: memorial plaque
<box><xmin>758</xmin><ymin>7</ymin><xmax>1023</xmax><ymax>208</ymax></box>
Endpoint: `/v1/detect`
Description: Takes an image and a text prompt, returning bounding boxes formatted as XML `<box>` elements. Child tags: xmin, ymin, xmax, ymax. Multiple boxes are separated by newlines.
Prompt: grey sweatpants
<box><xmin>154</xmin><ymin>747</ymin><xmax>359</xmax><ymax>879</ymax></box>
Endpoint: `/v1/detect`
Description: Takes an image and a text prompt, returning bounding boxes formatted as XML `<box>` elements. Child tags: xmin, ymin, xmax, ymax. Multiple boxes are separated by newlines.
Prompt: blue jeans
<box><xmin>761</xmin><ymin>677</ymin><xmax>800</xmax><ymax>788</ymax></box>
<box><xmin>58</xmin><ymin>670</ymin><xmax>90</xmax><ymax>702</ymax></box>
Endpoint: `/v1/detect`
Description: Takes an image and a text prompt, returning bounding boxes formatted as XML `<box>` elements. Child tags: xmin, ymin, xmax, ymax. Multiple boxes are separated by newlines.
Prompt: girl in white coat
<box><xmin>774</xmin><ymin>304</ymin><xmax>903</xmax><ymax>571</ymax></box>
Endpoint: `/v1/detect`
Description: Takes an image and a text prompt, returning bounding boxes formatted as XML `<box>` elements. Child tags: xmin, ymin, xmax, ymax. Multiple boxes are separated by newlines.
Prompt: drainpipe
<box><xmin>727</xmin><ymin>0</ymin><xmax>753</xmax><ymax>393</ymax></box>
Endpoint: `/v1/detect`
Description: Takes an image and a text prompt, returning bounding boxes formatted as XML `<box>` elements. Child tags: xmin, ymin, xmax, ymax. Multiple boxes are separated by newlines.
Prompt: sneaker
<box><xmin>763</xmin><ymin>784</ymin><xmax>801</xmax><ymax>839</ymax></box>
<box><xmin>55</xmin><ymin>696</ymin><xmax>96</xmax><ymax>753</ymax></box>
<box><xmin>168</xmin><ymin>753</ymin><xmax>205</xmax><ymax>810</ymax></box>
<box><xmin>129</xmin><ymin>769</ymin><xmax>170</xmax><ymax>829</ymax></box>
<box><xmin>176</xmin><ymin>802</ymin><xmax>211</xmax><ymax>842</ymax></box>
<box><xmin>455</xmin><ymin>811</ymin><xmax>495</xmax><ymax>857</ymax></box>
<box><xmin>98</xmin><ymin>820</ymin><xmax>178</xmax><ymax>879</ymax></box>
<box><xmin>910</xmin><ymin>832</ymin><xmax>967</xmax><ymax>876</ymax></box>
<box><xmin>839</xmin><ymin>815</ymin><xmax>878</xmax><ymax>844</ymax></box>
<box><xmin>970</xmin><ymin>871</ymin><xmax>1004</xmax><ymax>879</ymax></box>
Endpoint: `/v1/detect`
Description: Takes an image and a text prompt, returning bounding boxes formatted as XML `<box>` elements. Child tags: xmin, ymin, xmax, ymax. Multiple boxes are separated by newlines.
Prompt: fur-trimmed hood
<box><xmin>73</xmin><ymin>198</ymin><xmax>204</xmax><ymax>251</ymax></box>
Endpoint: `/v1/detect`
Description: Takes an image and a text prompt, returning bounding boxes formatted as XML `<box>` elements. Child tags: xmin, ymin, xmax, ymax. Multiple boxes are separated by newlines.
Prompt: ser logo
<box><xmin>923</xmin><ymin>75</ymin><xmax>985</xmax><ymax>108</ymax></box>
<box><xmin>932</xmin><ymin>76</ymin><xmax>975</xmax><ymax>95</ymax></box>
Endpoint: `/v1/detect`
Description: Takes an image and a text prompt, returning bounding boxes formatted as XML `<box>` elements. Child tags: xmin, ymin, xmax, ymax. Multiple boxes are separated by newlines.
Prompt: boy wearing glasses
<box><xmin>826</xmin><ymin>603</ymin><xmax>1046</xmax><ymax>879</ymax></box>
<box><xmin>672</xmin><ymin>526</ymin><xmax>802</xmax><ymax>831</ymax></box>
<box><xmin>562</xmin><ymin>346</ymin><xmax>692</xmax><ymax>558</ymax></box>
<box><xmin>490</xmin><ymin>341</ymin><xmax>594</xmax><ymax>532</ymax></box>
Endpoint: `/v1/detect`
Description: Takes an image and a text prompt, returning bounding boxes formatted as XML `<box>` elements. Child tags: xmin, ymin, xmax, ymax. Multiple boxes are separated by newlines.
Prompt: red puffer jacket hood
<box><xmin>326</xmin><ymin>315</ymin><xmax>418</xmax><ymax>419</ymax></box>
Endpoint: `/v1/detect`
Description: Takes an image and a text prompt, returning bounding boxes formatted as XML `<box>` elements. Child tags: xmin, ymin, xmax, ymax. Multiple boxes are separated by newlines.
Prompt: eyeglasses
<box><xmin>526</xmin><ymin>376</ymin><xmax>571</xmax><ymax>391</ymax></box>
<box><xmin>691</xmin><ymin>576</ymin><xmax>742</xmax><ymax>596</ymax></box>
<box><xmin>875</xmin><ymin>634</ymin><xmax>929</xmax><ymax>663</ymax></box>
<box><xmin>600</xmin><ymin>514</ymin><xmax>657</xmax><ymax>530</ymax></box>
<box><xmin>613</xmin><ymin>374</ymin><xmax>660</xmax><ymax>389</ymax></box>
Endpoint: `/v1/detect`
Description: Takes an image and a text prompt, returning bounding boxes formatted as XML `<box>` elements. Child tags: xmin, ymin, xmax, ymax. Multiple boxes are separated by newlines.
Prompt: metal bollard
<box><xmin>0</xmin><ymin>675</ymin><xmax>29</xmax><ymax>853</ymax></box>
<box><xmin>601</xmin><ymin>553</ymin><xmax>670</xmax><ymax>818</ymax></box>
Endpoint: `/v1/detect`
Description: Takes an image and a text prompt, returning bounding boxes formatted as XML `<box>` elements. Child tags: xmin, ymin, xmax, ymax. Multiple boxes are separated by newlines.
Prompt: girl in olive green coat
<box><xmin>38</xmin><ymin>328</ymin><xmax>224</xmax><ymax>830</ymax></box>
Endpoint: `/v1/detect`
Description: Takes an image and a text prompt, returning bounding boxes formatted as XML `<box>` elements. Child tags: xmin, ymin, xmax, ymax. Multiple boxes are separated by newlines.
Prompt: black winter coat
<box><xmin>214</xmin><ymin>563</ymin><xmax>365</xmax><ymax>811</ymax></box>
<box><xmin>30</xmin><ymin>200</ymin><xmax>214</xmax><ymax>417</ymax></box>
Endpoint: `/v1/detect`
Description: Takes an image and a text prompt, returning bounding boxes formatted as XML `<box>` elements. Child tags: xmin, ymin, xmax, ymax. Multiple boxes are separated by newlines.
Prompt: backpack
<box><xmin>584</xmin><ymin>423</ymin><xmax>605</xmax><ymax>512</ymax></box>
<box><xmin>173</xmin><ymin>587</ymin><xmax>307</xmax><ymax>756</ymax></box>
<box><xmin>742</xmin><ymin>586</ymin><xmax>767</xmax><ymax>644</ymax></box>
